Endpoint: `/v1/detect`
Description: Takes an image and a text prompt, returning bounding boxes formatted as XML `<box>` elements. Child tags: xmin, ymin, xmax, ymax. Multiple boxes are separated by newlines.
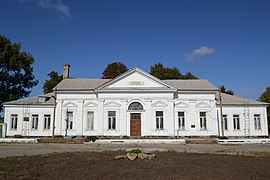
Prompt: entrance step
<box><xmin>185</xmin><ymin>138</ymin><xmax>218</xmax><ymax>144</ymax></box>
<box><xmin>85</xmin><ymin>139</ymin><xmax>186</xmax><ymax>144</ymax></box>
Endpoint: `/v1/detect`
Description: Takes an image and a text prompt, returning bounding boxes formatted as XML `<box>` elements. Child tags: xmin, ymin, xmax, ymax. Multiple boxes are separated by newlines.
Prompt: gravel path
<box><xmin>0</xmin><ymin>143</ymin><xmax>270</xmax><ymax>158</ymax></box>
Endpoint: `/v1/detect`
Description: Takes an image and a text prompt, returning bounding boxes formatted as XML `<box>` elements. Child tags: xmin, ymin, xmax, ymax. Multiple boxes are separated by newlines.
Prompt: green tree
<box><xmin>102</xmin><ymin>62</ymin><xmax>128</xmax><ymax>79</ymax></box>
<box><xmin>150</xmin><ymin>63</ymin><xmax>197</xmax><ymax>80</ymax></box>
<box><xmin>219</xmin><ymin>85</ymin><xmax>234</xmax><ymax>95</ymax></box>
<box><xmin>182</xmin><ymin>72</ymin><xmax>198</xmax><ymax>79</ymax></box>
<box><xmin>258</xmin><ymin>86</ymin><xmax>270</xmax><ymax>133</ymax></box>
<box><xmin>0</xmin><ymin>35</ymin><xmax>38</xmax><ymax>111</ymax></box>
<box><xmin>43</xmin><ymin>71</ymin><xmax>63</xmax><ymax>94</ymax></box>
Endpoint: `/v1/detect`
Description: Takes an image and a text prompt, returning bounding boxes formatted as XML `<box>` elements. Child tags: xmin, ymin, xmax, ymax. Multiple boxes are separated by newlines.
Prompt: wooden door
<box><xmin>130</xmin><ymin>113</ymin><xmax>141</xmax><ymax>136</ymax></box>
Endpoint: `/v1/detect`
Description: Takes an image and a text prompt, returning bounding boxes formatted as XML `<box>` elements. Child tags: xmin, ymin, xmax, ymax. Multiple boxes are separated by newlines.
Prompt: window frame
<box><xmin>66</xmin><ymin>111</ymin><xmax>74</xmax><ymax>130</ymax></box>
<box><xmin>199</xmin><ymin>112</ymin><xmax>207</xmax><ymax>130</ymax></box>
<box><xmin>44</xmin><ymin>114</ymin><xmax>51</xmax><ymax>130</ymax></box>
<box><xmin>254</xmin><ymin>114</ymin><xmax>261</xmax><ymax>130</ymax></box>
<box><xmin>222</xmin><ymin>114</ymin><xmax>228</xmax><ymax>130</ymax></box>
<box><xmin>156</xmin><ymin>111</ymin><xmax>164</xmax><ymax>130</ymax></box>
<box><xmin>10</xmin><ymin>114</ymin><xmax>18</xmax><ymax>130</ymax></box>
<box><xmin>108</xmin><ymin>111</ymin><xmax>116</xmax><ymax>130</ymax></box>
<box><xmin>178</xmin><ymin>111</ymin><xmax>185</xmax><ymax>130</ymax></box>
<box><xmin>31</xmin><ymin>114</ymin><xmax>39</xmax><ymax>130</ymax></box>
<box><xmin>87</xmin><ymin>111</ymin><xmax>94</xmax><ymax>130</ymax></box>
<box><xmin>233</xmin><ymin>114</ymin><xmax>240</xmax><ymax>130</ymax></box>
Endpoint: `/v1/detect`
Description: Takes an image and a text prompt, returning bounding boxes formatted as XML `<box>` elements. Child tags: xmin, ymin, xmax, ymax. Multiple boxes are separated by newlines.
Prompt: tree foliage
<box><xmin>0</xmin><ymin>35</ymin><xmax>38</xmax><ymax>111</ymax></box>
<box><xmin>43</xmin><ymin>71</ymin><xmax>63</xmax><ymax>94</ymax></box>
<box><xmin>102</xmin><ymin>62</ymin><xmax>128</xmax><ymax>79</ymax></box>
<box><xmin>219</xmin><ymin>85</ymin><xmax>234</xmax><ymax>95</ymax></box>
<box><xmin>150</xmin><ymin>63</ymin><xmax>198</xmax><ymax>80</ymax></box>
<box><xmin>258</xmin><ymin>86</ymin><xmax>270</xmax><ymax>132</ymax></box>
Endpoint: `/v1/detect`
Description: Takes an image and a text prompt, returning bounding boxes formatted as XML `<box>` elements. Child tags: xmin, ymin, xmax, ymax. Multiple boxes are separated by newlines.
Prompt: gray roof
<box><xmin>54</xmin><ymin>78</ymin><xmax>217</xmax><ymax>91</ymax></box>
<box><xmin>216</xmin><ymin>93</ymin><xmax>268</xmax><ymax>106</ymax></box>
<box><xmin>3</xmin><ymin>93</ymin><xmax>54</xmax><ymax>106</ymax></box>
<box><xmin>163</xmin><ymin>79</ymin><xmax>217</xmax><ymax>91</ymax></box>
<box><xmin>55</xmin><ymin>78</ymin><xmax>110</xmax><ymax>91</ymax></box>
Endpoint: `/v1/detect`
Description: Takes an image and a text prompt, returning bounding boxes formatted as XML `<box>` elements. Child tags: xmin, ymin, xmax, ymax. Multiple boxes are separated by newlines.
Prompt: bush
<box><xmin>14</xmin><ymin>134</ymin><xmax>23</xmax><ymax>138</ymax></box>
<box><xmin>85</xmin><ymin>136</ymin><xmax>98</xmax><ymax>142</ymax></box>
<box><xmin>128</xmin><ymin>149</ymin><xmax>142</xmax><ymax>154</ymax></box>
<box><xmin>219</xmin><ymin>136</ymin><xmax>228</xmax><ymax>139</ymax></box>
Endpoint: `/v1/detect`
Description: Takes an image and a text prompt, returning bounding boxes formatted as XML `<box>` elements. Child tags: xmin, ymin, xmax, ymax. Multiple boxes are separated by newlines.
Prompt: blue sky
<box><xmin>1</xmin><ymin>0</ymin><xmax>269</xmax><ymax>100</ymax></box>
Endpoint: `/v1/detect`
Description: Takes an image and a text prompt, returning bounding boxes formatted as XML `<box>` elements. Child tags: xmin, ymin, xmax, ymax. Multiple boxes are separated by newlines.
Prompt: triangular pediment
<box><xmin>104</xmin><ymin>101</ymin><xmax>121</xmax><ymax>107</ymax></box>
<box><xmin>175</xmin><ymin>102</ymin><xmax>189</xmax><ymax>108</ymax></box>
<box><xmin>63</xmin><ymin>102</ymin><xmax>77</xmax><ymax>107</ymax></box>
<box><xmin>97</xmin><ymin>68</ymin><xmax>175</xmax><ymax>90</ymax></box>
<box><xmin>151</xmin><ymin>101</ymin><xmax>168</xmax><ymax>107</ymax></box>
<box><xmin>195</xmin><ymin>102</ymin><xmax>211</xmax><ymax>108</ymax></box>
<box><xmin>84</xmin><ymin>102</ymin><xmax>98</xmax><ymax>107</ymax></box>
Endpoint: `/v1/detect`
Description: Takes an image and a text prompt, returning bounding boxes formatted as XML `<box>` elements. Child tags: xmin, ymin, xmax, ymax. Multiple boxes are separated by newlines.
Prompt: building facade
<box><xmin>3</xmin><ymin>67</ymin><xmax>269</xmax><ymax>138</ymax></box>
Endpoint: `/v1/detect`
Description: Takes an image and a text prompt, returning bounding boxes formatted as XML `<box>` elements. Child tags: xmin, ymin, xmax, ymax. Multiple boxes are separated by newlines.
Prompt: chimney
<box><xmin>63</xmin><ymin>64</ymin><xmax>70</xmax><ymax>79</ymax></box>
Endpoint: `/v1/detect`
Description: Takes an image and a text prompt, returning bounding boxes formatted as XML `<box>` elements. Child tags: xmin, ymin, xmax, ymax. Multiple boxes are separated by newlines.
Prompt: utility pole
<box><xmin>52</xmin><ymin>88</ymin><xmax>57</xmax><ymax>139</ymax></box>
<box><xmin>219</xmin><ymin>88</ymin><xmax>224</xmax><ymax>137</ymax></box>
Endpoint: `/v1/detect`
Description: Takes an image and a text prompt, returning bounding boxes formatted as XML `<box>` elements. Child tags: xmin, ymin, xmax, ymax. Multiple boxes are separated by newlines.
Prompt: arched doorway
<box><xmin>128</xmin><ymin>102</ymin><xmax>143</xmax><ymax>136</ymax></box>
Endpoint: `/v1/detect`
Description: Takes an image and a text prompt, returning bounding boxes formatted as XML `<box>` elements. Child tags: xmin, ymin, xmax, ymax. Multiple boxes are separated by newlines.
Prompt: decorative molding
<box><xmin>97</xmin><ymin>99</ymin><xmax>105</xmax><ymax>103</ymax></box>
<box><xmin>195</xmin><ymin>102</ymin><xmax>211</xmax><ymax>108</ymax></box>
<box><xmin>104</xmin><ymin>101</ymin><xmax>121</xmax><ymax>107</ymax></box>
<box><xmin>63</xmin><ymin>102</ymin><xmax>77</xmax><ymax>107</ymax></box>
<box><xmin>189</xmin><ymin>100</ymin><xmax>196</xmax><ymax>103</ymax></box>
<box><xmin>144</xmin><ymin>98</ymin><xmax>152</xmax><ymax>103</ymax></box>
<box><xmin>84</xmin><ymin>102</ymin><xmax>98</xmax><ymax>107</ymax></box>
<box><xmin>175</xmin><ymin>102</ymin><xmax>189</xmax><ymax>108</ymax></box>
<box><xmin>56</xmin><ymin>99</ymin><xmax>63</xmax><ymax>103</ymax></box>
<box><xmin>120</xmin><ymin>98</ymin><xmax>128</xmax><ymax>102</ymax></box>
<box><xmin>151</xmin><ymin>101</ymin><xmax>168</xmax><ymax>107</ymax></box>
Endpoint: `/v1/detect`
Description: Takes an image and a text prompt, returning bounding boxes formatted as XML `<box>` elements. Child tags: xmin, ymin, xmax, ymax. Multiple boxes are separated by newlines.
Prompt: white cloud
<box><xmin>19</xmin><ymin>0</ymin><xmax>71</xmax><ymax>17</ymax></box>
<box><xmin>186</xmin><ymin>46</ymin><xmax>215</xmax><ymax>61</ymax></box>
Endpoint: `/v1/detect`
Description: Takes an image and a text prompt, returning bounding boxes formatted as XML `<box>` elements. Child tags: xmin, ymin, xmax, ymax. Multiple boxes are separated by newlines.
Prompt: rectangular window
<box><xmin>10</xmin><ymin>114</ymin><xmax>18</xmax><ymax>130</ymax></box>
<box><xmin>108</xmin><ymin>111</ymin><xmax>116</xmax><ymax>130</ymax></box>
<box><xmin>87</xmin><ymin>111</ymin><xmax>94</xmax><ymax>130</ymax></box>
<box><xmin>222</xmin><ymin>114</ymin><xmax>228</xmax><ymax>130</ymax></box>
<box><xmin>32</xmin><ymin>114</ymin><xmax>39</xmax><ymax>130</ymax></box>
<box><xmin>200</xmin><ymin>112</ymin><xmax>207</xmax><ymax>130</ymax></box>
<box><xmin>156</xmin><ymin>111</ymin><xmax>164</xmax><ymax>130</ymax></box>
<box><xmin>66</xmin><ymin>111</ymin><xmax>73</xmax><ymax>130</ymax></box>
<box><xmin>233</xmin><ymin>115</ymin><xmax>240</xmax><ymax>130</ymax></box>
<box><xmin>44</xmin><ymin>114</ymin><xmax>51</xmax><ymax>130</ymax></box>
<box><xmin>254</xmin><ymin>114</ymin><xmax>261</xmax><ymax>130</ymax></box>
<box><xmin>178</xmin><ymin>112</ymin><xmax>185</xmax><ymax>130</ymax></box>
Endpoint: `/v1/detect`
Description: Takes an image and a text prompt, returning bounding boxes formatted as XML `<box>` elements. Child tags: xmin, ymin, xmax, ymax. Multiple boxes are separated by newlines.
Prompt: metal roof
<box><xmin>54</xmin><ymin>78</ymin><xmax>110</xmax><ymax>91</ymax></box>
<box><xmin>3</xmin><ymin>93</ymin><xmax>54</xmax><ymax>106</ymax></box>
<box><xmin>216</xmin><ymin>93</ymin><xmax>268</xmax><ymax>106</ymax></box>
<box><xmin>54</xmin><ymin>78</ymin><xmax>217</xmax><ymax>91</ymax></box>
<box><xmin>163</xmin><ymin>79</ymin><xmax>217</xmax><ymax>91</ymax></box>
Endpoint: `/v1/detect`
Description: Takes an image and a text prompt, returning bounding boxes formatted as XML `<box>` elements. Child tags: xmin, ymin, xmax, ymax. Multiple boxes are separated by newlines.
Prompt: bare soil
<box><xmin>0</xmin><ymin>151</ymin><xmax>270</xmax><ymax>180</ymax></box>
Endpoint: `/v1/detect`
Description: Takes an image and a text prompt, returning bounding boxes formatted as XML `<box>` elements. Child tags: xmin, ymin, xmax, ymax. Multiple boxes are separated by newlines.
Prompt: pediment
<box><xmin>195</xmin><ymin>102</ymin><xmax>211</xmax><ymax>108</ymax></box>
<box><xmin>175</xmin><ymin>102</ymin><xmax>189</xmax><ymax>108</ymax></box>
<box><xmin>98</xmin><ymin>68</ymin><xmax>175</xmax><ymax>90</ymax></box>
<box><xmin>151</xmin><ymin>101</ymin><xmax>168</xmax><ymax>107</ymax></box>
<box><xmin>63</xmin><ymin>102</ymin><xmax>77</xmax><ymax>107</ymax></box>
<box><xmin>84</xmin><ymin>102</ymin><xmax>98</xmax><ymax>107</ymax></box>
<box><xmin>104</xmin><ymin>101</ymin><xmax>121</xmax><ymax>107</ymax></box>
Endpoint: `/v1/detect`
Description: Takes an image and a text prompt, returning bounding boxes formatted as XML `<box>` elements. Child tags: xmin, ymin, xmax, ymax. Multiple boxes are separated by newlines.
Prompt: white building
<box><xmin>3</xmin><ymin>65</ymin><xmax>269</xmax><ymax>138</ymax></box>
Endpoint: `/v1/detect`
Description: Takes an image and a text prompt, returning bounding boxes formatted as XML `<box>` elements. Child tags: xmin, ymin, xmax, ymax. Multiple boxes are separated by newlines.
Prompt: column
<box><xmin>97</xmin><ymin>99</ymin><xmax>104</xmax><ymax>135</ymax></box>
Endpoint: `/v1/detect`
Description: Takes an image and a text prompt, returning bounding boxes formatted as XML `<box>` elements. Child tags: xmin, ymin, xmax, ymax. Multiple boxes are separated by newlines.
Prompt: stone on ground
<box><xmin>147</xmin><ymin>154</ymin><xmax>157</xmax><ymax>159</ymax></box>
<box><xmin>127</xmin><ymin>153</ymin><xmax>137</xmax><ymax>161</ymax></box>
<box><xmin>114</xmin><ymin>155</ymin><xmax>127</xmax><ymax>160</ymax></box>
<box><xmin>138</xmin><ymin>153</ymin><xmax>148</xmax><ymax>159</ymax></box>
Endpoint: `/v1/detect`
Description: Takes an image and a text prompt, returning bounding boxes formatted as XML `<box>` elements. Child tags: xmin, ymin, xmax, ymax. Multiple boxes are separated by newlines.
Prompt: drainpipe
<box><xmin>219</xmin><ymin>89</ymin><xmax>224</xmax><ymax>137</ymax></box>
<box><xmin>52</xmin><ymin>88</ymin><xmax>57</xmax><ymax>139</ymax></box>
<box><xmin>177</xmin><ymin>128</ymin><xmax>180</xmax><ymax>139</ymax></box>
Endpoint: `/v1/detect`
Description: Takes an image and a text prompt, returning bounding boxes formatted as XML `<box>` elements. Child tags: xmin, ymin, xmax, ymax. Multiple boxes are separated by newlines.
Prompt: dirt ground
<box><xmin>0</xmin><ymin>151</ymin><xmax>270</xmax><ymax>180</ymax></box>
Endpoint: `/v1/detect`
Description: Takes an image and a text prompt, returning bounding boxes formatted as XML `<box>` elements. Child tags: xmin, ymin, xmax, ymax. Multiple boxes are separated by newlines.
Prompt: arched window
<box><xmin>128</xmin><ymin>102</ymin><xmax>143</xmax><ymax>110</ymax></box>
